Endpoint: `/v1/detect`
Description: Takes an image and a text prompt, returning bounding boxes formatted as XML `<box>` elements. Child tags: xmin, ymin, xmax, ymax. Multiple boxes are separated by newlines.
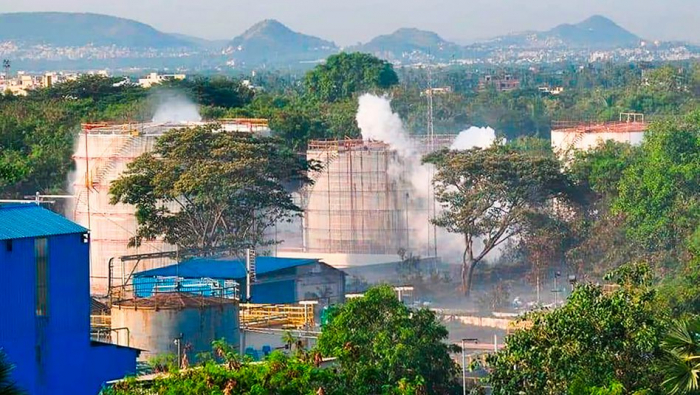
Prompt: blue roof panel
<box><xmin>134</xmin><ymin>256</ymin><xmax>320</xmax><ymax>280</ymax></box>
<box><xmin>0</xmin><ymin>204</ymin><xmax>87</xmax><ymax>241</ymax></box>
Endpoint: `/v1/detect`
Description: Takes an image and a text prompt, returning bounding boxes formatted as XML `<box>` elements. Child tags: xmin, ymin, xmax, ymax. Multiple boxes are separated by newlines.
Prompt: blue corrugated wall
<box><xmin>0</xmin><ymin>233</ymin><xmax>139</xmax><ymax>395</ymax></box>
<box><xmin>249</xmin><ymin>280</ymin><xmax>297</xmax><ymax>304</ymax></box>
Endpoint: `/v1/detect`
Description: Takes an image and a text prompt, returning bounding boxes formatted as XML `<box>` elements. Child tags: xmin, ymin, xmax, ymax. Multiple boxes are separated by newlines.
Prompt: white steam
<box><xmin>152</xmin><ymin>92</ymin><xmax>202</xmax><ymax>123</ymax></box>
<box><xmin>450</xmin><ymin>126</ymin><xmax>498</xmax><ymax>150</ymax></box>
<box><xmin>357</xmin><ymin>94</ymin><xmax>418</xmax><ymax>158</ymax></box>
<box><xmin>355</xmin><ymin>93</ymin><xmax>502</xmax><ymax>264</ymax></box>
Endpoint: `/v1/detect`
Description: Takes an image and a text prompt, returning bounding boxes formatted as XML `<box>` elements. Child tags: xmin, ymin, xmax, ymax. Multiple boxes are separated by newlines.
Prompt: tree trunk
<box><xmin>462</xmin><ymin>260</ymin><xmax>477</xmax><ymax>297</ymax></box>
<box><xmin>462</xmin><ymin>260</ymin><xmax>478</xmax><ymax>299</ymax></box>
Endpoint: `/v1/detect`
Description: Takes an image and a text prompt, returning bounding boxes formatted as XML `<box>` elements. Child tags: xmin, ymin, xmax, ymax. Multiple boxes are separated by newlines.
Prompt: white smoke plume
<box><xmin>152</xmin><ymin>92</ymin><xmax>202</xmax><ymax>123</ymax></box>
<box><xmin>355</xmin><ymin>94</ymin><xmax>503</xmax><ymax>265</ymax></box>
<box><xmin>450</xmin><ymin>126</ymin><xmax>498</xmax><ymax>150</ymax></box>
<box><xmin>357</xmin><ymin>94</ymin><xmax>418</xmax><ymax>158</ymax></box>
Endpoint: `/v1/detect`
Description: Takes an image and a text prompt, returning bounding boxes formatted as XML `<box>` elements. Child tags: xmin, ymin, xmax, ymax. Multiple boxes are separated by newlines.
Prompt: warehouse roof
<box><xmin>134</xmin><ymin>256</ymin><xmax>323</xmax><ymax>280</ymax></box>
<box><xmin>0</xmin><ymin>204</ymin><xmax>87</xmax><ymax>241</ymax></box>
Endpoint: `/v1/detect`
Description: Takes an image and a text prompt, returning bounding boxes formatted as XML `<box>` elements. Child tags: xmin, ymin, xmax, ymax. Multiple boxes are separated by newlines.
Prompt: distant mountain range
<box><xmin>0</xmin><ymin>12</ymin><xmax>695</xmax><ymax>70</ymax></box>
<box><xmin>0</xmin><ymin>12</ymin><xmax>191</xmax><ymax>48</ymax></box>
<box><xmin>484</xmin><ymin>15</ymin><xmax>642</xmax><ymax>49</ymax></box>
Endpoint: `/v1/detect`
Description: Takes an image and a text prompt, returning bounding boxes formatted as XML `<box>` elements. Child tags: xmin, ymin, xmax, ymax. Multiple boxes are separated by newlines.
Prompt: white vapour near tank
<box><xmin>303</xmin><ymin>95</ymin><xmax>437</xmax><ymax>258</ymax></box>
<box><xmin>450</xmin><ymin>126</ymin><xmax>499</xmax><ymax>150</ymax></box>
<box><xmin>152</xmin><ymin>93</ymin><xmax>202</xmax><ymax>123</ymax></box>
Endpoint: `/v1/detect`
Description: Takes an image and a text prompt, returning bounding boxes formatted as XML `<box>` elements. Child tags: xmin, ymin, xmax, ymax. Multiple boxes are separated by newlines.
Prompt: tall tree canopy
<box><xmin>424</xmin><ymin>145</ymin><xmax>574</xmax><ymax>296</ymax></box>
<box><xmin>304</xmin><ymin>52</ymin><xmax>399</xmax><ymax>102</ymax></box>
<box><xmin>109</xmin><ymin>125</ymin><xmax>315</xmax><ymax>253</ymax></box>
<box><xmin>317</xmin><ymin>286</ymin><xmax>460</xmax><ymax>395</ymax></box>
<box><xmin>615</xmin><ymin>110</ymin><xmax>700</xmax><ymax>252</ymax></box>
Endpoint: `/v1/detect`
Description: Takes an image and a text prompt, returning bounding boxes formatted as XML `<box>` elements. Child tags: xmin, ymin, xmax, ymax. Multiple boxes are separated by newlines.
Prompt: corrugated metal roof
<box><xmin>0</xmin><ymin>204</ymin><xmax>87</xmax><ymax>241</ymax></box>
<box><xmin>134</xmin><ymin>256</ymin><xmax>321</xmax><ymax>280</ymax></box>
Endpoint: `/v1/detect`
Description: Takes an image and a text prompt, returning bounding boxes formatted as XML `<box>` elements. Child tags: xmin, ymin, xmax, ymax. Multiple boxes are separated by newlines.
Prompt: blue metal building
<box><xmin>133</xmin><ymin>256</ymin><xmax>346</xmax><ymax>305</ymax></box>
<box><xmin>0</xmin><ymin>205</ymin><xmax>140</xmax><ymax>395</ymax></box>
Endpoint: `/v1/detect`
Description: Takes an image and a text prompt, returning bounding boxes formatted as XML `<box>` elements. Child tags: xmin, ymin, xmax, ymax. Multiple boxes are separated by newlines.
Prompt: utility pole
<box><xmin>461</xmin><ymin>338</ymin><xmax>478</xmax><ymax>395</ymax></box>
<box><xmin>553</xmin><ymin>271</ymin><xmax>561</xmax><ymax>306</ymax></box>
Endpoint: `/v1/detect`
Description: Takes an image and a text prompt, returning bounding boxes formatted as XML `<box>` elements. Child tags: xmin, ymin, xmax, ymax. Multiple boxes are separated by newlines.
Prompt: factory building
<box><xmin>551</xmin><ymin>113</ymin><xmax>647</xmax><ymax>161</ymax></box>
<box><xmin>70</xmin><ymin>119</ymin><xmax>271</xmax><ymax>295</ymax></box>
<box><xmin>0</xmin><ymin>205</ymin><xmax>139</xmax><ymax>395</ymax></box>
<box><xmin>131</xmin><ymin>256</ymin><xmax>346</xmax><ymax>306</ymax></box>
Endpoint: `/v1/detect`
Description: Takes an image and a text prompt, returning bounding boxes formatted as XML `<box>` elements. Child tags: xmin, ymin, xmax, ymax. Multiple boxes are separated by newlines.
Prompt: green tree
<box><xmin>615</xmin><ymin>111</ymin><xmax>700</xmax><ymax>252</ymax></box>
<box><xmin>424</xmin><ymin>146</ymin><xmax>573</xmax><ymax>296</ymax></box>
<box><xmin>158</xmin><ymin>76</ymin><xmax>255</xmax><ymax>108</ymax></box>
<box><xmin>305</xmin><ymin>52</ymin><xmax>399</xmax><ymax>102</ymax></box>
<box><xmin>107</xmin><ymin>349</ymin><xmax>340</xmax><ymax>395</ymax></box>
<box><xmin>0</xmin><ymin>350</ymin><xmax>23</xmax><ymax>395</ymax></box>
<box><xmin>317</xmin><ymin>286</ymin><xmax>460</xmax><ymax>395</ymax></box>
<box><xmin>660</xmin><ymin>318</ymin><xmax>700</xmax><ymax>395</ymax></box>
<box><xmin>109</xmin><ymin>125</ymin><xmax>316</xmax><ymax>253</ymax></box>
<box><xmin>566</xmin><ymin>141</ymin><xmax>640</xmax><ymax>279</ymax></box>
<box><xmin>488</xmin><ymin>263</ymin><xmax>667</xmax><ymax>394</ymax></box>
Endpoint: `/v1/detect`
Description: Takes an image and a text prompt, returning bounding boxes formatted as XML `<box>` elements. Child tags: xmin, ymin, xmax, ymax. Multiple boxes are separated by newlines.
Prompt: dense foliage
<box><xmin>305</xmin><ymin>52</ymin><xmax>399</xmax><ymax>103</ymax></box>
<box><xmin>0</xmin><ymin>350</ymin><xmax>22</xmax><ymax>395</ymax></box>
<box><xmin>488</xmin><ymin>263</ymin><xmax>667</xmax><ymax>394</ymax></box>
<box><xmin>317</xmin><ymin>286</ymin><xmax>461</xmax><ymax>394</ymax></box>
<box><xmin>106</xmin><ymin>351</ymin><xmax>339</xmax><ymax>395</ymax></box>
<box><xmin>109</xmin><ymin>125</ymin><xmax>315</xmax><ymax>252</ymax></box>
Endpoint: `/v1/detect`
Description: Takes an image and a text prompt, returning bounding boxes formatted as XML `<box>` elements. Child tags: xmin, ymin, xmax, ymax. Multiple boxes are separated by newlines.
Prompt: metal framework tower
<box><xmin>426</xmin><ymin>66</ymin><xmax>438</xmax><ymax>259</ymax></box>
<box><xmin>2</xmin><ymin>59</ymin><xmax>10</xmax><ymax>77</ymax></box>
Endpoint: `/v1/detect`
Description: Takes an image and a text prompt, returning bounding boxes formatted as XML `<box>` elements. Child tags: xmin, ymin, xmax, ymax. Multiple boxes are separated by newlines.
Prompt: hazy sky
<box><xmin>1</xmin><ymin>0</ymin><xmax>699</xmax><ymax>45</ymax></box>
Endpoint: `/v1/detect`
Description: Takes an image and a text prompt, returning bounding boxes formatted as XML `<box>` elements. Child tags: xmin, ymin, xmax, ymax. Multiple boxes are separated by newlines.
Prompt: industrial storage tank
<box><xmin>70</xmin><ymin>120</ymin><xmax>271</xmax><ymax>294</ymax></box>
<box><xmin>551</xmin><ymin>114</ymin><xmax>647</xmax><ymax>161</ymax></box>
<box><xmin>304</xmin><ymin>139</ymin><xmax>413</xmax><ymax>255</ymax></box>
<box><xmin>110</xmin><ymin>277</ymin><xmax>240</xmax><ymax>362</ymax></box>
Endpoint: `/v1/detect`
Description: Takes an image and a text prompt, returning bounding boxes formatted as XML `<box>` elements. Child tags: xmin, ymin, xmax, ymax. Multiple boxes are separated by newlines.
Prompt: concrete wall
<box><xmin>111</xmin><ymin>302</ymin><xmax>239</xmax><ymax>362</ymax></box>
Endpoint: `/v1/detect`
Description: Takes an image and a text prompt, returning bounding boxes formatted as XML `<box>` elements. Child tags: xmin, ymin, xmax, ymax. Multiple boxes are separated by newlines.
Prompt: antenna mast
<box><xmin>427</xmin><ymin>66</ymin><xmax>435</xmax><ymax>151</ymax></box>
<box><xmin>426</xmin><ymin>65</ymin><xmax>438</xmax><ymax>261</ymax></box>
<box><xmin>2</xmin><ymin>59</ymin><xmax>10</xmax><ymax>78</ymax></box>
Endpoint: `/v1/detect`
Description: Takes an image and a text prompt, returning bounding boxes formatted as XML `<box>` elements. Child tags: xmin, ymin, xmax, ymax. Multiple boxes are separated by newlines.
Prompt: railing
<box><xmin>91</xmin><ymin>314</ymin><xmax>111</xmax><ymax>329</ymax></box>
<box><xmin>110</xmin><ymin>276</ymin><xmax>240</xmax><ymax>310</ymax></box>
<box><xmin>551</xmin><ymin>119</ymin><xmax>648</xmax><ymax>132</ymax></box>
<box><xmin>91</xmin><ymin>327</ymin><xmax>131</xmax><ymax>347</ymax></box>
<box><xmin>308</xmin><ymin>138</ymin><xmax>390</xmax><ymax>151</ymax></box>
<box><xmin>240</xmin><ymin>303</ymin><xmax>315</xmax><ymax>329</ymax></box>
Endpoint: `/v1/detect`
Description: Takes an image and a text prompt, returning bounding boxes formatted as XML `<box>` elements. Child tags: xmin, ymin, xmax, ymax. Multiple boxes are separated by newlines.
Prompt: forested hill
<box><xmin>350</xmin><ymin>28</ymin><xmax>463</xmax><ymax>62</ymax></box>
<box><xmin>0</xmin><ymin>12</ymin><xmax>192</xmax><ymax>48</ymax></box>
<box><xmin>223</xmin><ymin>19</ymin><xmax>339</xmax><ymax>66</ymax></box>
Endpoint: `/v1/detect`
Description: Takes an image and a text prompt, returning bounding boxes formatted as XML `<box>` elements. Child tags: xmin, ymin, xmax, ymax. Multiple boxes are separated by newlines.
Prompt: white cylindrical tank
<box><xmin>305</xmin><ymin>140</ymin><xmax>414</xmax><ymax>255</ymax></box>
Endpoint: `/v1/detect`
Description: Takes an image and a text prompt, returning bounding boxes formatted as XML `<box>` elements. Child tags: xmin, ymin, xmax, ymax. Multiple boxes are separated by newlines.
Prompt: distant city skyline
<box><xmin>1</xmin><ymin>0</ymin><xmax>699</xmax><ymax>46</ymax></box>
